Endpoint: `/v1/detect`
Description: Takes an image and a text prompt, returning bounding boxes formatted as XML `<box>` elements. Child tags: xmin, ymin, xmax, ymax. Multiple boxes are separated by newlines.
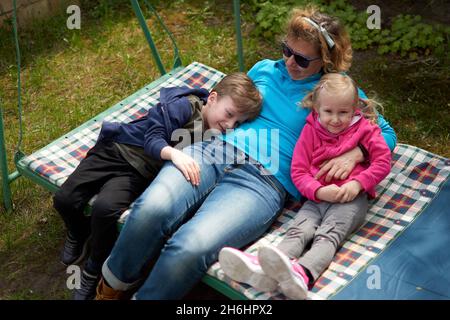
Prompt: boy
<box><xmin>53</xmin><ymin>73</ymin><xmax>262</xmax><ymax>300</ymax></box>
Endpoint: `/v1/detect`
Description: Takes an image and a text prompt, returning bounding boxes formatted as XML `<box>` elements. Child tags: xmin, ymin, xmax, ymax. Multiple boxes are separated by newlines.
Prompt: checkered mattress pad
<box><xmin>20</xmin><ymin>62</ymin><xmax>450</xmax><ymax>300</ymax></box>
<box><xmin>208</xmin><ymin>146</ymin><xmax>449</xmax><ymax>299</ymax></box>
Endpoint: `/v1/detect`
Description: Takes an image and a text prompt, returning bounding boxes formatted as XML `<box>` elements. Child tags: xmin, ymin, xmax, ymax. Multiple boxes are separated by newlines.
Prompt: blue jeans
<box><xmin>102</xmin><ymin>139</ymin><xmax>286</xmax><ymax>299</ymax></box>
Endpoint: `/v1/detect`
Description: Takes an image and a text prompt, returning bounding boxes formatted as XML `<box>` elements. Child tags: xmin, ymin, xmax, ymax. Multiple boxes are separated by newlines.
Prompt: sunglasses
<box><xmin>281</xmin><ymin>41</ymin><xmax>320</xmax><ymax>68</ymax></box>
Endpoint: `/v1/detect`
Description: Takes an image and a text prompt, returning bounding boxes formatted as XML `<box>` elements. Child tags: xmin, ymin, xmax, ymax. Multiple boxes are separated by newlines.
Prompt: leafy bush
<box><xmin>375</xmin><ymin>14</ymin><xmax>449</xmax><ymax>58</ymax></box>
<box><xmin>242</xmin><ymin>0</ymin><xmax>450</xmax><ymax>59</ymax></box>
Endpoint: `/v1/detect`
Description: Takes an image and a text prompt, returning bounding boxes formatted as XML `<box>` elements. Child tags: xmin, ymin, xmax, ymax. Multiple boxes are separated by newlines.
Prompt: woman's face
<box><xmin>283</xmin><ymin>37</ymin><xmax>323</xmax><ymax>80</ymax></box>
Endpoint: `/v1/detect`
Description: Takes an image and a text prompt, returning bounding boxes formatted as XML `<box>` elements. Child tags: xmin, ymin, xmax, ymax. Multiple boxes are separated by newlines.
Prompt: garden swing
<box><xmin>1</xmin><ymin>0</ymin><xmax>449</xmax><ymax>300</ymax></box>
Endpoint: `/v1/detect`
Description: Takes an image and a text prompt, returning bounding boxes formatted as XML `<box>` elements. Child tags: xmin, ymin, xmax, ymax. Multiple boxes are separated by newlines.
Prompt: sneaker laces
<box><xmin>243</xmin><ymin>252</ymin><xmax>260</xmax><ymax>266</ymax></box>
<box><xmin>77</xmin><ymin>270</ymin><xmax>99</xmax><ymax>296</ymax></box>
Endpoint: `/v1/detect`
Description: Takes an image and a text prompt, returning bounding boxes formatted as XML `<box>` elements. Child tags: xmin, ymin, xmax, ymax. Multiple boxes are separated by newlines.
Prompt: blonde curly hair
<box><xmin>302</xmin><ymin>73</ymin><xmax>382</xmax><ymax>124</ymax></box>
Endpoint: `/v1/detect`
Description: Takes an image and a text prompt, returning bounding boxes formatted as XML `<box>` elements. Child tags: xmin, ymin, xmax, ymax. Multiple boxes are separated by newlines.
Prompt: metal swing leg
<box><xmin>0</xmin><ymin>106</ymin><xmax>13</xmax><ymax>211</ymax></box>
<box><xmin>1</xmin><ymin>0</ymin><xmax>23</xmax><ymax>212</ymax></box>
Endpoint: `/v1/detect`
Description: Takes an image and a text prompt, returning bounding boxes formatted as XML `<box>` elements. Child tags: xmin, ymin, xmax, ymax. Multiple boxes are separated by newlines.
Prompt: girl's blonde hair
<box><xmin>285</xmin><ymin>6</ymin><xmax>352</xmax><ymax>73</ymax></box>
<box><xmin>302</xmin><ymin>73</ymin><xmax>382</xmax><ymax>124</ymax></box>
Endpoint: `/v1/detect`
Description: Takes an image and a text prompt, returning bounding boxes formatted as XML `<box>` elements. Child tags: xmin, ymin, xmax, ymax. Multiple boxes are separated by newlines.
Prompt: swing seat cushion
<box><xmin>17</xmin><ymin>62</ymin><xmax>224</xmax><ymax>189</ymax></box>
<box><xmin>17</xmin><ymin>62</ymin><xmax>450</xmax><ymax>300</ymax></box>
<box><xmin>207</xmin><ymin>146</ymin><xmax>450</xmax><ymax>299</ymax></box>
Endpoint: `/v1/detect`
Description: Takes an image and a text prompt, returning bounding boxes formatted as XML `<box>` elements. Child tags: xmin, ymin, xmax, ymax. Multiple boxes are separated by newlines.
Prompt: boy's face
<box><xmin>204</xmin><ymin>92</ymin><xmax>248</xmax><ymax>133</ymax></box>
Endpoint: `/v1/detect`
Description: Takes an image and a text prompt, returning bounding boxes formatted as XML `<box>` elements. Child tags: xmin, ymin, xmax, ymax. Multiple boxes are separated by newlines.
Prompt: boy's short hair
<box><xmin>212</xmin><ymin>72</ymin><xmax>262</xmax><ymax>121</ymax></box>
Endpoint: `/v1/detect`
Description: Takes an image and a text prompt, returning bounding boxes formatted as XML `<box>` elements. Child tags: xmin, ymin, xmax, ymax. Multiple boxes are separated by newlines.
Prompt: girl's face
<box><xmin>283</xmin><ymin>37</ymin><xmax>323</xmax><ymax>80</ymax></box>
<box><xmin>316</xmin><ymin>90</ymin><xmax>356</xmax><ymax>134</ymax></box>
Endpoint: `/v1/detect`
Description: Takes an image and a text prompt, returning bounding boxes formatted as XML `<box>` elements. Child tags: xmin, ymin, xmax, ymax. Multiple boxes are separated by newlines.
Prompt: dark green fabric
<box><xmin>333</xmin><ymin>177</ymin><xmax>450</xmax><ymax>300</ymax></box>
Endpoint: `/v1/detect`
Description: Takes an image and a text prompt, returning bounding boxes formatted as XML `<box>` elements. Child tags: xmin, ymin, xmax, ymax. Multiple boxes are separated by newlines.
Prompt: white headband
<box><xmin>303</xmin><ymin>17</ymin><xmax>335</xmax><ymax>49</ymax></box>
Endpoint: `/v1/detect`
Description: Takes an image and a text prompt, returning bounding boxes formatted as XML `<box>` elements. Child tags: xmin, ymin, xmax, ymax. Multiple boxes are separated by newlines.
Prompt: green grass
<box><xmin>349</xmin><ymin>52</ymin><xmax>450</xmax><ymax>157</ymax></box>
<box><xmin>0</xmin><ymin>0</ymin><xmax>448</xmax><ymax>299</ymax></box>
<box><xmin>0</xmin><ymin>0</ymin><xmax>243</xmax><ymax>300</ymax></box>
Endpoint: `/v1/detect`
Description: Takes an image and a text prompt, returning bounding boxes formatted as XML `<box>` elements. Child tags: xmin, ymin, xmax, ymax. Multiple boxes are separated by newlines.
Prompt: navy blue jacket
<box><xmin>98</xmin><ymin>86</ymin><xmax>209</xmax><ymax>160</ymax></box>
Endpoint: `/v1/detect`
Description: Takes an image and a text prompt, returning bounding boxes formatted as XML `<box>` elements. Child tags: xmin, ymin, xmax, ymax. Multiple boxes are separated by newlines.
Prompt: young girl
<box><xmin>219</xmin><ymin>73</ymin><xmax>392</xmax><ymax>299</ymax></box>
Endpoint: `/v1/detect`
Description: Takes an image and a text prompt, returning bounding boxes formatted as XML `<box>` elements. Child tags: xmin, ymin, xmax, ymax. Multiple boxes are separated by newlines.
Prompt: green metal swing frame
<box><xmin>0</xmin><ymin>0</ymin><xmax>248</xmax><ymax>300</ymax></box>
<box><xmin>1</xmin><ymin>0</ymin><xmax>245</xmax><ymax>210</ymax></box>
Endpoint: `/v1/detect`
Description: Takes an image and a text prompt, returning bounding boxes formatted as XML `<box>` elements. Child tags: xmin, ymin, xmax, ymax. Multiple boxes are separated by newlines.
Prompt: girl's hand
<box><xmin>335</xmin><ymin>180</ymin><xmax>362</xmax><ymax>203</ymax></box>
<box><xmin>315</xmin><ymin>147</ymin><xmax>364</xmax><ymax>183</ymax></box>
<box><xmin>316</xmin><ymin>184</ymin><xmax>341</xmax><ymax>203</ymax></box>
<box><xmin>170</xmin><ymin>149</ymin><xmax>201</xmax><ymax>186</ymax></box>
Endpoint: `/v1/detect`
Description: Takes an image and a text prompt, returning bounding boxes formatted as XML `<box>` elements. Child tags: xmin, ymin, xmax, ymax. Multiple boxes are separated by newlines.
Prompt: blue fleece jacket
<box><xmin>98</xmin><ymin>86</ymin><xmax>209</xmax><ymax>160</ymax></box>
<box><xmin>222</xmin><ymin>59</ymin><xmax>397</xmax><ymax>199</ymax></box>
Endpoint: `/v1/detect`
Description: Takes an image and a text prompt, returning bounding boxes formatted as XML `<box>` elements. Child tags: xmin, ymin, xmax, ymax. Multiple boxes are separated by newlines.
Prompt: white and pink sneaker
<box><xmin>258</xmin><ymin>245</ymin><xmax>309</xmax><ymax>300</ymax></box>
<box><xmin>218</xmin><ymin>247</ymin><xmax>278</xmax><ymax>292</ymax></box>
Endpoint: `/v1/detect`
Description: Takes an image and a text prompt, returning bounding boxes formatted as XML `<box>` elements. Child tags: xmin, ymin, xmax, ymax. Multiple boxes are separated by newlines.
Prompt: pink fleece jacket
<box><xmin>291</xmin><ymin>111</ymin><xmax>392</xmax><ymax>202</ymax></box>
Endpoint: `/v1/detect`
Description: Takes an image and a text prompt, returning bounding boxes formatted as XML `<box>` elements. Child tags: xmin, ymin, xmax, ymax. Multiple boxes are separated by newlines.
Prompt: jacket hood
<box><xmin>307</xmin><ymin>110</ymin><xmax>363</xmax><ymax>142</ymax></box>
<box><xmin>160</xmin><ymin>86</ymin><xmax>209</xmax><ymax>105</ymax></box>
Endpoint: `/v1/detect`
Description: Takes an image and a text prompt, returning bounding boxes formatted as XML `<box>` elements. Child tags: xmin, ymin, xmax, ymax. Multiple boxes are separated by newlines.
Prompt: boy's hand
<box><xmin>170</xmin><ymin>149</ymin><xmax>201</xmax><ymax>186</ymax></box>
<box><xmin>316</xmin><ymin>184</ymin><xmax>341</xmax><ymax>203</ymax></box>
<box><xmin>335</xmin><ymin>180</ymin><xmax>362</xmax><ymax>203</ymax></box>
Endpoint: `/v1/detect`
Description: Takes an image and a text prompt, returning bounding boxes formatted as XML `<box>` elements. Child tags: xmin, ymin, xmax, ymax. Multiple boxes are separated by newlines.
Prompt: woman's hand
<box><xmin>335</xmin><ymin>180</ymin><xmax>362</xmax><ymax>203</ymax></box>
<box><xmin>316</xmin><ymin>184</ymin><xmax>341</xmax><ymax>203</ymax></box>
<box><xmin>168</xmin><ymin>148</ymin><xmax>201</xmax><ymax>186</ymax></box>
<box><xmin>315</xmin><ymin>147</ymin><xmax>364</xmax><ymax>183</ymax></box>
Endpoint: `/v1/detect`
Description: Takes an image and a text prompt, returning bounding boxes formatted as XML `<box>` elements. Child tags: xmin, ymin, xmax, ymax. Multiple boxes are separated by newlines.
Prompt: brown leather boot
<box><xmin>95</xmin><ymin>277</ymin><xmax>132</xmax><ymax>300</ymax></box>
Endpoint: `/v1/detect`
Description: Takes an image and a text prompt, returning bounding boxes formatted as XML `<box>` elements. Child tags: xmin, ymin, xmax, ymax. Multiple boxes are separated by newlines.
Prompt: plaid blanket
<box><xmin>20</xmin><ymin>62</ymin><xmax>225</xmax><ymax>187</ymax></box>
<box><xmin>19</xmin><ymin>62</ymin><xmax>450</xmax><ymax>299</ymax></box>
<box><xmin>207</xmin><ymin>145</ymin><xmax>450</xmax><ymax>299</ymax></box>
